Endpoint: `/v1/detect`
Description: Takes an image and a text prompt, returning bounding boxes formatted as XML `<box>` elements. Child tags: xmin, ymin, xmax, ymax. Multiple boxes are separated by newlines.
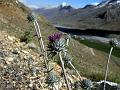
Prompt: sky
<box><xmin>19</xmin><ymin>0</ymin><xmax>103</xmax><ymax>9</ymax></box>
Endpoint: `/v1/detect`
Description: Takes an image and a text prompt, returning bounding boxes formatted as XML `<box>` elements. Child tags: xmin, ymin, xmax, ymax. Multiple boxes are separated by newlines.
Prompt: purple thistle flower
<box><xmin>48</xmin><ymin>32</ymin><xmax>62</xmax><ymax>42</ymax></box>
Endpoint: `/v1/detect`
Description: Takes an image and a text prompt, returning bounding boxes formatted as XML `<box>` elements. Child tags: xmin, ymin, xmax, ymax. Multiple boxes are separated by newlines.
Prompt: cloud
<box><xmin>27</xmin><ymin>4</ymin><xmax>39</xmax><ymax>9</ymax></box>
<box><xmin>44</xmin><ymin>5</ymin><xmax>58</xmax><ymax>9</ymax></box>
<box><xmin>91</xmin><ymin>2</ymin><xmax>99</xmax><ymax>6</ymax></box>
<box><xmin>18</xmin><ymin>0</ymin><xmax>39</xmax><ymax>9</ymax></box>
<box><xmin>18</xmin><ymin>0</ymin><xmax>25</xmax><ymax>3</ymax></box>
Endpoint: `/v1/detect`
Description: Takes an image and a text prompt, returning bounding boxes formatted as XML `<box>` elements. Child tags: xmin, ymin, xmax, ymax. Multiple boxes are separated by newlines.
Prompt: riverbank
<box><xmin>55</xmin><ymin>26</ymin><xmax>120</xmax><ymax>58</ymax></box>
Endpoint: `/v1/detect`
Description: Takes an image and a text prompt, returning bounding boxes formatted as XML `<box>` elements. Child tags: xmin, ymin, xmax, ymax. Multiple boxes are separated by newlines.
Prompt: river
<box><xmin>55</xmin><ymin>26</ymin><xmax>120</xmax><ymax>44</ymax></box>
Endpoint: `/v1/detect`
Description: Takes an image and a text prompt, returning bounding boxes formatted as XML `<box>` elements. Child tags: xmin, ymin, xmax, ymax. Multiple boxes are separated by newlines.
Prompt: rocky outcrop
<box><xmin>105</xmin><ymin>4</ymin><xmax>120</xmax><ymax>21</ymax></box>
<box><xmin>97</xmin><ymin>4</ymin><xmax>120</xmax><ymax>21</ymax></box>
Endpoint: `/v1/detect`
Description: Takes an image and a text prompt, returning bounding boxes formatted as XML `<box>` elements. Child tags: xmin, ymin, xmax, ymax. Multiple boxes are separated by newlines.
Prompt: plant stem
<box><xmin>59</xmin><ymin>52</ymin><xmax>71</xmax><ymax>90</ymax></box>
<box><xmin>33</xmin><ymin>20</ymin><xmax>48</xmax><ymax>70</ymax></box>
<box><xmin>69</xmin><ymin>61</ymin><xmax>82</xmax><ymax>81</ymax></box>
<box><xmin>103</xmin><ymin>47</ymin><xmax>113</xmax><ymax>90</ymax></box>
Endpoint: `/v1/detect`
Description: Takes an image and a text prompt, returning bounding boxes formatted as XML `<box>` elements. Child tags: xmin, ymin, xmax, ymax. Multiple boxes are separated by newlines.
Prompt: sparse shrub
<box><xmin>85</xmin><ymin>72</ymin><xmax>120</xmax><ymax>84</ymax></box>
<box><xmin>20</xmin><ymin>31</ymin><xmax>32</xmax><ymax>43</ymax></box>
<box><xmin>27</xmin><ymin>13</ymin><xmax>36</xmax><ymax>22</ymax></box>
<box><xmin>88</xmin><ymin>73</ymin><xmax>104</xmax><ymax>82</ymax></box>
<box><xmin>108</xmin><ymin>74</ymin><xmax>120</xmax><ymax>84</ymax></box>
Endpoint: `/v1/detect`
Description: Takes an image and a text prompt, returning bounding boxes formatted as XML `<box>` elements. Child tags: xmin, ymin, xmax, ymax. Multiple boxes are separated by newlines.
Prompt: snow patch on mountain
<box><xmin>98</xmin><ymin>0</ymin><xmax>110</xmax><ymax>7</ymax></box>
<box><xmin>91</xmin><ymin>2</ymin><xmax>99</xmax><ymax>6</ymax></box>
<box><xmin>62</xmin><ymin>2</ymin><xmax>67</xmax><ymax>7</ymax></box>
<box><xmin>96</xmin><ymin>0</ymin><xmax>120</xmax><ymax>8</ymax></box>
<box><xmin>117</xmin><ymin>0</ymin><xmax>120</xmax><ymax>3</ymax></box>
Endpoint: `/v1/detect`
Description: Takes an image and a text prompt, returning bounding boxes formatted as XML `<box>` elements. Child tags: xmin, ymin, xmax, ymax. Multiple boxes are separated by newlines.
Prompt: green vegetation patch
<box><xmin>75</xmin><ymin>38</ymin><xmax>120</xmax><ymax>58</ymax></box>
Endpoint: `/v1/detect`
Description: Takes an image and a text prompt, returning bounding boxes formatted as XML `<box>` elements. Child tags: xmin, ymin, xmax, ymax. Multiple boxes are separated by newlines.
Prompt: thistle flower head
<box><xmin>81</xmin><ymin>79</ymin><xmax>93</xmax><ymax>89</ymax></box>
<box><xmin>46</xmin><ymin>72</ymin><xmax>59</xmax><ymax>86</ymax></box>
<box><xmin>109</xmin><ymin>39</ymin><xmax>119</xmax><ymax>47</ymax></box>
<box><xmin>27</xmin><ymin>13</ymin><xmax>36</xmax><ymax>22</ymax></box>
<box><xmin>48</xmin><ymin>38</ymin><xmax>67</xmax><ymax>57</ymax></box>
<box><xmin>48</xmin><ymin>32</ymin><xmax>62</xmax><ymax>42</ymax></box>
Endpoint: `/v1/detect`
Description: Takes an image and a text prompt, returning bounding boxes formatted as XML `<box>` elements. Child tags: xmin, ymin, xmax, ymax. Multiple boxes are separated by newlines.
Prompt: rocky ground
<box><xmin>0</xmin><ymin>31</ymin><xmax>47</xmax><ymax>90</ymax></box>
<box><xmin>0</xmin><ymin>31</ymin><xmax>81</xmax><ymax>90</ymax></box>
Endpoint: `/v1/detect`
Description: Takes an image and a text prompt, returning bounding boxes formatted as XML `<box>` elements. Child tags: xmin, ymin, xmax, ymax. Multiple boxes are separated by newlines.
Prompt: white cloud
<box><xmin>18</xmin><ymin>0</ymin><xmax>39</xmax><ymax>9</ymax></box>
<box><xmin>91</xmin><ymin>2</ymin><xmax>99</xmax><ymax>6</ymax></box>
<box><xmin>18</xmin><ymin>0</ymin><xmax>25</xmax><ymax>3</ymax></box>
<box><xmin>27</xmin><ymin>4</ymin><xmax>39</xmax><ymax>9</ymax></box>
<box><xmin>44</xmin><ymin>5</ymin><xmax>58</xmax><ymax>9</ymax></box>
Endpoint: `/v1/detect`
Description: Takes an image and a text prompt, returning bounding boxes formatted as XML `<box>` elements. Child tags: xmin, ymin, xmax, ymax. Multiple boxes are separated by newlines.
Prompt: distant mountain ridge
<box><xmin>34</xmin><ymin>4</ymin><xmax>75</xmax><ymax>20</ymax></box>
<box><xmin>83</xmin><ymin>4</ymin><xmax>96</xmax><ymax>9</ymax></box>
<box><xmin>51</xmin><ymin>0</ymin><xmax>120</xmax><ymax>31</ymax></box>
<box><xmin>34</xmin><ymin>0</ymin><xmax>120</xmax><ymax>31</ymax></box>
<box><xmin>98</xmin><ymin>0</ymin><xmax>120</xmax><ymax>7</ymax></box>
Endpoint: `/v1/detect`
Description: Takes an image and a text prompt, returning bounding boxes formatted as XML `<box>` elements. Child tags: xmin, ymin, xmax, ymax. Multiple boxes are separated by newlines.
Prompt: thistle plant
<box><xmin>103</xmin><ymin>39</ymin><xmax>119</xmax><ymax>90</ymax></box>
<box><xmin>46</xmin><ymin>72</ymin><xmax>60</xmax><ymax>90</ymax></box>
<box><xmin>30</xmin><ymin>67</ymin><xmax>37</xmax><ymax>77</ymax></box>
<box><xmin>48</xmin><ymin>32</ymin><xmax>71</xmax><ymax>90</ymax></box>
<box><xmin>48</xmin><ymin>32</ymin><xmax>62</xmax><ymax>42</ymax></box>
<box><xmin>74</xmin><ymin>79</ymin><xmax>93</xmax><ymax>90</ymax></box>
<box><xmin>27</xmin><ymin>13</ymin><xmax>49</xmax><ymax>70</ymax></box>
<box><xmin>47</xmin><ymin>32</ymin><xmax>66</xmax><ymax>58</ymax></box>
<box><xmin>63</xmin><ymin>54</ymin><xmax>82</xmax><ymax>80</ymax></box>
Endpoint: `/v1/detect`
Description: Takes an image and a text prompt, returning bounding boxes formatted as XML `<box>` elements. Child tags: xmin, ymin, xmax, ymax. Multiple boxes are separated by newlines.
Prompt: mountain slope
<box><xmin>0</xmin><ymin>0</ymin><xmax>58</xmax><ymax>44</ymax></box>
<box><xmin>68</xmin><ymin>39</ymin><xmax>120</xmax><ymax>83</ymax></box>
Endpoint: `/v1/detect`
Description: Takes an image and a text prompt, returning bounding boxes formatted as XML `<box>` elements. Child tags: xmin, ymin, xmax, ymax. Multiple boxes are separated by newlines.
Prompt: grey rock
<box><xmin>0</xmin><ymin>51</ymin><xmax>4</xmax><ymax>57</ymax></box>
<box><xmin>12</xmin><ymin>48</ymin><xmax>19</xmax><ymax>54</ymax></box>
<box><xmin>27</xmin><ymin>43</ymin><xmax>37</xmax><ymax>50</ymax></box>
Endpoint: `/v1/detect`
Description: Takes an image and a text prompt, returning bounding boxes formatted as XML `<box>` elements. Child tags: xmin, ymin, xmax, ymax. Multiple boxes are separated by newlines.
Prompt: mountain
<box><xmin>83</xmin><ymin>4</ymin><xmax>97</xmax><ymax>9</ymax></box>
<box><xmin>98</xmin><ymin>0</ymin><xmax>120</xmax><ymax>7</ymax></box>
<box><xmin>34</xmin><ymin>3</ymin><xmax>75</xmax><ymax>21</ymax></box>
<box><xmin>50</xmin><ymin>0</ymin><xmax>120</xmax><ymax>31</ymax></box>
